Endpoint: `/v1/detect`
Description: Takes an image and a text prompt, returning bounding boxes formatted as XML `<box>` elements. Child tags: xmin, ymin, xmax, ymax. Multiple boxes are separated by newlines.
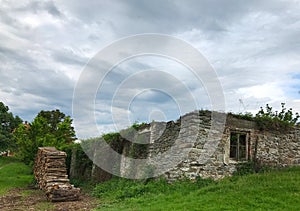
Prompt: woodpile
<box><xmin>34</xmin><ymin>147</ymin><xmax>80</xmax><ymax>202</ymax></box>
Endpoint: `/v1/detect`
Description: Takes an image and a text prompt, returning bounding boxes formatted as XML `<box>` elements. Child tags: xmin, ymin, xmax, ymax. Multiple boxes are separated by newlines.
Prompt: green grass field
<box><xmin>0</xmin><ymin>157</ymin><xmax>33</xmax><ymax>195</ymax></box>
<box><xmin>93</xmin><ymin>167</ymin><xmax>300</xmax><ymax>211</ymax></box>
<box><xmin>1</xmin><ymin>156</ymin><xmax>300</xmax><ymax>210</ymax></box>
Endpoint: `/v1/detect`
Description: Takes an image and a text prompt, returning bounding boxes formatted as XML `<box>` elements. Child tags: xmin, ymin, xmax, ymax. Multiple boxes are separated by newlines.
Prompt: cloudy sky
<box><xmin>0</xmin><ymin>0</ymin><xmax>300</xmax><ymax>138</ymax></box>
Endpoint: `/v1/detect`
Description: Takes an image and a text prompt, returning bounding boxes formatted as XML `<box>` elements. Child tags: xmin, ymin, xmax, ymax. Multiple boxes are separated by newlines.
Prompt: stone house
<box><xmin>71</xmin><ymin>110</ymin><xmax>300</xmax><ymax>181</ymax></box>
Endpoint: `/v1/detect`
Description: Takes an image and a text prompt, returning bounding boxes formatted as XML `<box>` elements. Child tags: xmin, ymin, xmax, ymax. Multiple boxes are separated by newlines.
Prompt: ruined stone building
<box><xmin>71</xmin><ymin>110</ymin><xmax>300</xmax><ymax>181</ymax></box>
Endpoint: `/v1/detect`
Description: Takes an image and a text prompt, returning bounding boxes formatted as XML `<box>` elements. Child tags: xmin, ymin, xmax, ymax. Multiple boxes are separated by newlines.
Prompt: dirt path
<box><xmin>0</xmin><ymin>187</ymin><xmax>99</xmax><ymax>211</ymax></box>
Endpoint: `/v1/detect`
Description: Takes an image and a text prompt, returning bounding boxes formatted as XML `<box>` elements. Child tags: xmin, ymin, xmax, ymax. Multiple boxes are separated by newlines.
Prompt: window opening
<box><xmin>230</xmin><ymin>132</ymin><xmax>248</xmax><ymax>161</ymax></box>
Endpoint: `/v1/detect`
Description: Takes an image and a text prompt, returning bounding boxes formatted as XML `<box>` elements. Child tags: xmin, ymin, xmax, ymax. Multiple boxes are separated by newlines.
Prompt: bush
<box><xmin>230</xmin><ymin>103</ymin><xmax>299</xmax><ymax>131</ymax></box>
<box><xmin>102</xmin><ymin>132</ymin><xmax>120</xmax><ymax>143</ymax></box>
<box><xmin>255</xmin><ymin>103</ymin><xmax>299</xmax><ymax>130</ymax></box>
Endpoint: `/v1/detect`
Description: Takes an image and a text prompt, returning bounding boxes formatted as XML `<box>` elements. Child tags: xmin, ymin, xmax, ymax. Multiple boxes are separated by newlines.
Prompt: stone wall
<box><xmin>150</xmin><ymin>111</ymin><xmax>300</xmax><ymax>180</ymax></box>
<box><xmin>120</xmin><ymin>110</ymin><xmax>300</xmax><ymax>181</ymax></box>
<box><xmin>151</xmin><ymin>110</ymin><xmax>233</xmax><ymax>180</ymax></box>
<box><xmin>256</xmin><ymin>128</ymin><xmax>300</xmax><ymax>166</ymax></box>
<box><xmin>69</xmin><ymin>110</ymin><xmax>300</xmax><ymax>181</ymax></box>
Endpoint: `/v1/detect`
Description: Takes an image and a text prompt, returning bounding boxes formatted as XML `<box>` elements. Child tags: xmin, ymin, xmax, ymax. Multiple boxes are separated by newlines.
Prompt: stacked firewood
<box><xmin>34</xmin><ymin>147</ymin><xmax>80</xmax><ymax>202</ymax></box>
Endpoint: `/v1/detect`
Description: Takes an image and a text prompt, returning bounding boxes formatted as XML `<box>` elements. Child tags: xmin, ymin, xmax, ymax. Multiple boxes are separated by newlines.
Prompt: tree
<box><xmin>0</xmin><ymin>102</ymin><xmax>22</xmax><ymax>151</ymax></box>
<box><xmin>14</xmin><ymin>109</ymin><xmax>76</xmax><ymax>165</ymax></box>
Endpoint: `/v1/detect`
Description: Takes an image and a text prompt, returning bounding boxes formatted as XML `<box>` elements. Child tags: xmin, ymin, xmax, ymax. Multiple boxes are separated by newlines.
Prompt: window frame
<box><xmin>229</xmin><ymin>131</ymin><xmax>250</xmax><ymax>162</ymax></box>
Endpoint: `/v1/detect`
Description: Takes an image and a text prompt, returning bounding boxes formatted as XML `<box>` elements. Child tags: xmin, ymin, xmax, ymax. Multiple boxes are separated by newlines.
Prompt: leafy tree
<box><xmin>256</xmin><ymin>103</ymin><xmax>299</xmax><ymax>130</ymax></box>
<box><xmin>0</xmin><ymin>102</ymin><xmax>22</xmax><ymax>151</ymax></box>
<box><xmin>14</xmin><ymin>109</ymin><xmax>76</xmax><ymax>165</ymax></box>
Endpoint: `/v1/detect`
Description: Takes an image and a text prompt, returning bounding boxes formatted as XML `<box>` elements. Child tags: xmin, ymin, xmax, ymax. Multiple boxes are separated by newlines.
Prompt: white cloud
<box><xmin>238</xmin><ymin>83</ymin><xmax>285</xmax><ymax>100</ymax></box>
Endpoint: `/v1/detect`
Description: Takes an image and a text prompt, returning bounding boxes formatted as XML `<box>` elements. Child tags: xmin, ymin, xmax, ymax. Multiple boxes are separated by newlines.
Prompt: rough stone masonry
<box><xmin>117</xmin><ymin>110</ymin><xmax>300</xmax><ymax>180</ymax></box>
<box><xmin>72</xmin><ymin>110</ymin><xmax>300</xmax><ymax>182</ymax></box>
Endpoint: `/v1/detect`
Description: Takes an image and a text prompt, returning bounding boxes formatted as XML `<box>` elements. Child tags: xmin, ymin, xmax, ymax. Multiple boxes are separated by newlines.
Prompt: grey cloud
<box><xmin>0</xmin><ymin>47</ymin><xmax>75</xmax><ymax>119</ymax></box>
<box><xmin>1</xmin><ymin>0</ymin><xmax>300</xmax><ymax>137</ymax></box>
<box><xmin>57</xmin><ymin>0</ymin><xmax>292</xmax><ymax>35</ymax></box>
<box><xmin>44</xmin><ymin>1</ymin><xmax>62</xmax><ymax>17</ymax></box>
<box><xmin>15</xmin><ymin>0</ymin><xmax>63</xmax><ymax>17</ymax></box>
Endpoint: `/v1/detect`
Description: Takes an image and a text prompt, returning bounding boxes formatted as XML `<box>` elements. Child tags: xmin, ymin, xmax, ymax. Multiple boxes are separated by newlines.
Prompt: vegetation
<box><xmin>0</xmin><ymin>157</ymin><xmax>33</xmax><ymax>195</ymax></box>
<box><xmin>132</xmin><ymin>122</ymin><xmax>149</xmax><ymax>130</ymax></box>
<box><xmin>93</xmin><ymin>167</ymin><xmax>300</xmax><ymax>210</ymax></box>
<box><xmin>229</xmin><ymin>111</ymin><xmax>255</xmax><ymax>121</ymax></box>
<box><xmin>93</xmin><ymin>176</ymin><xmax>214</xmax><ymax>201</ymax></box>
<box><xmin>64</xmin><ymin>143</ymin><xmax>93</xmax><ymax>180</ymax></box>
<box><xmin>102</xmin><ymin>132</ymin><xmax>121</xmax><ymax>143</ymax></box>
<box><xmin>0</xmin><ymin>102</ymin><xmax>22</xmax><ymax>151</ymax></box>
<box><xmin>233</xmin><ymin>161</ymin><xmax>274</xmax><ymax>176</ymax></box>
<box><xmin>255</xmin><ymin>103</ymin><xmax>299</xmax><ymax>130</ymax></box>
<box><xmin>0</xmin><ymin>157</ymin><xmax>92</xmax><ymax>210</ymax></box>
<box><xmin>231</xmin><ymin>103</ymin><xmax>299</xmax><ymax>130</ymax></box>
<box><xmin>0</xmin><ymin>102</ymin><xmax>300</xmax><ymax>210</ymax></box>
<box><xmin>13</xmin><ymin>109</ymin><xmax>76</xmax><ymax>165</ymax></box>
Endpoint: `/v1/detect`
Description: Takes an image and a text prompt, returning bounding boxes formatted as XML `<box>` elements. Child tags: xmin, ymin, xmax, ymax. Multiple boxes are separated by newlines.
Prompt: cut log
<box><xmin>34</xmin><ymin>147</ymin><xmax>80</xmax><ymax>202</ymax></box>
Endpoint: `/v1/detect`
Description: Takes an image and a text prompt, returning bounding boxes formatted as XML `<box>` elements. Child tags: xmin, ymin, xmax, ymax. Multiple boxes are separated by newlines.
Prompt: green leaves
<box><xmin>14</xmin><ymin>109</ymin><xmax>76</xmax><ymax>165</ymax></box>
<box><xmin>0</xmin><ymin>102</ymin><xmax>22</xmax><ymax>151</ymax></box>
<box><xmin>255</xmin><ymin>103</ymin><xmax>299</xmax><ymax>130</ymax></box>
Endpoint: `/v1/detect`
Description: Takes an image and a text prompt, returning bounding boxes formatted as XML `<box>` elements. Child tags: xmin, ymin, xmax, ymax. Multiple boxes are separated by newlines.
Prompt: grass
<box><xmin>0</xmin><ymin>156</ymin><xmax>98</xmax><ymax>210</ymax></box>
<box><xmin>0</xmin><ymin>156</ymin><xmax>33</xmax><ymax>195</ymax></box>
<box><xmin>70</xmin><ymin>178</ymin><xmax>96</xmax><ymax>193</ymax></box>
<box><xmin>0</xmin><ymin>156</ymin><xmax>19</xmax><ymax>166</ymax></box>
<box><xmin>1</xmin><ymin>156</ymin><xmax>299</xmax><ymax>210</ymax></box>
<box><xmin>93</xmin><ymin>167</ymin><xmax>300</xmax><ymax>211</ymax></box>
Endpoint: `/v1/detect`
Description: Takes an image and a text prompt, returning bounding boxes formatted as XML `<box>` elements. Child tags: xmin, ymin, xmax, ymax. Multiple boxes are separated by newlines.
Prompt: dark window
<box><xmin>230</xmin><ymin>133</ymin><xmax>248</xmax><ymax>161</ymax></box>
